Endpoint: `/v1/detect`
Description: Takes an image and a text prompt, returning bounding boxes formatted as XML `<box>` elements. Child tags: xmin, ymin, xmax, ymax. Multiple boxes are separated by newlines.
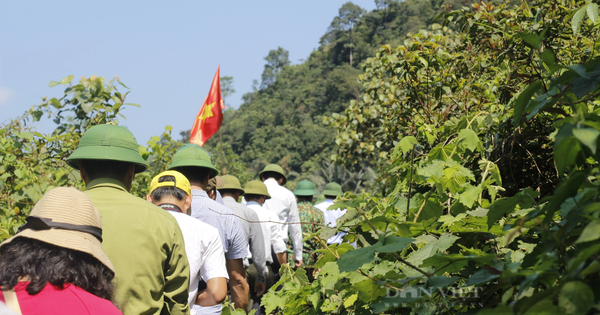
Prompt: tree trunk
<box><xmin>349</xmin><ymin>29</ymin><xmax>353</xmax><ymax>67</ymax></box>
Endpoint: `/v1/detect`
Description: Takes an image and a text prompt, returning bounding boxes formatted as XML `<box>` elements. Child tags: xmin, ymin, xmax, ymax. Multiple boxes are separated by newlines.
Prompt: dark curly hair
<box><xmin>0</xmin><ymin>237</ymin><xmax>116</xmax><ymax>301</ymax></box>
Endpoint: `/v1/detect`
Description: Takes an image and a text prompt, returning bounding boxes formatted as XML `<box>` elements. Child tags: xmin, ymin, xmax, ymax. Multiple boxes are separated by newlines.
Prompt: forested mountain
<box><xmin>199</xmin><ymin>0</ymin><xmax>473</xmax><ymax>182</ymax></box>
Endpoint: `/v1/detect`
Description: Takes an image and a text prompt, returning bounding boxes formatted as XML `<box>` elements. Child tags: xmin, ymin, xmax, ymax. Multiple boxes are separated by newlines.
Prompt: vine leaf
<box><xmin>572</xmin><ymin>128</ymin><xmax>600</xmax><ymax>153</ymax></box>
<box><xmin>559</xmin><ymin>281</ymin><xmax>594</xmax><ymax>314</ymax></box>
<box><xmin>465</xmin><ymin>268</ymin><xmax>500</xmax><ymax>286</ymax></box>
<box><xmin>575</xmin><ymin>220</ymin><xmax>600</xmax><ymax>243</ymax></box>
<box><xmin>487</xmin><ymin>188</ymin><xmax>539</xmax><ymax>229</ymax></box>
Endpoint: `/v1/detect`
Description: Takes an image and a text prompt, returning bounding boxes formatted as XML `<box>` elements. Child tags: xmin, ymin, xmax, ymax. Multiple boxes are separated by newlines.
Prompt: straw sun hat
<box><xmin>0</xmin><ymin>187</ymin><xmax>114</xmax><ymax>272</ymax></box>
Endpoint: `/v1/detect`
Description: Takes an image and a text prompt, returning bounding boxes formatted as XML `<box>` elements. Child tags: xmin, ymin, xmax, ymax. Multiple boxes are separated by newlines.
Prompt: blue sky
<box><xmin>0</xmin><ymin>1</ymin><xmax>376</xmax><ymax>144</ymax></box>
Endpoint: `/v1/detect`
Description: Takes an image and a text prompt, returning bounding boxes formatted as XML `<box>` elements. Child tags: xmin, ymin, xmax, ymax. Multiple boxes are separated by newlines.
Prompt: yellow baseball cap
<box><xmin>149</xmin><ymin>170</ymin><xmax>192</xmax><ymax>196</ymax></box>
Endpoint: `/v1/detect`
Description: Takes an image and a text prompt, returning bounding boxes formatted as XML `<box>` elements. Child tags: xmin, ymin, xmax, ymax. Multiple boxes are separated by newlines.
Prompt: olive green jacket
<box><xmin>85</xmin><ymin>178</ymin><xmax>190</xmax><ymax>315</ymax></box>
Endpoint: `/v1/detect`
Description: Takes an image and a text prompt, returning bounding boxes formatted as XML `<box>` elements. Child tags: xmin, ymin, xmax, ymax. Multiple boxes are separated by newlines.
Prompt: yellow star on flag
<box><xmin>199</xmin><ymin>102</ymin><xmax>216</xmax><ymax>121</ymax></box>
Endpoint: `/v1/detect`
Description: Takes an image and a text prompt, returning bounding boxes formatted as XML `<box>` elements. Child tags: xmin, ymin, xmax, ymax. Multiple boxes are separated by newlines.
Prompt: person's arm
<box><xmin>287</xmin><ymin>197</ymin><xmax>303</xmax><ymax>267</ymax></box>
<box><xmin>197</xmin><ymin>277</ymin><xmax>228</xmax><ymax>306</ymax></box>
<box><xmin>198</xmin><ymin>231</ymin><xmax>229</xmax><ymax>306</ymax></box>
<box><xmin>270</xmin><ymin>214</ymin><xmax>288</xmax><ymax>265</ymax></box>
<box><xmin>226</xmin><ymin>218</ymin><xmax>250</xmax><ymax>311</ymax></box>
<box><xmin>164</xmin><ymin>226</ymin><xmax>191</xmax><ymax>315</ymax></box>
<box><xmin>247</xmin><ymin>210</ymin><xmax>269</xmax><ymax>293</ymax></box>
<box><xmin>226</xmin><ymin>258</ymin><xmax>249</xmax><ymax>312</ymax></box>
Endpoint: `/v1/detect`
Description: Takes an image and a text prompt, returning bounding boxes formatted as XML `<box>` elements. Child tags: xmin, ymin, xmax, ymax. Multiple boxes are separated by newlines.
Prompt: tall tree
<box><xmin>220</xmin><ymin>76</ymin><xmax>235</xmax><ymax>107</ymax></box>
<box><xmin>329</xmin><ymin>2</ymin><xmax>365</xmax><ymax>66</ymax></box>
<box><xmin>261</xmin><ymin>47</ymin><xmax>290</xmax><ymax>88</ymax></box>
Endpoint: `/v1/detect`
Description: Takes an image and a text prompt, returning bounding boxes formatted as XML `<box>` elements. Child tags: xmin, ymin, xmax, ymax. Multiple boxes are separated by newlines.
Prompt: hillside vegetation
<box><xmin>202</xmin><ymin>0</ymin><xmax>480</xmax><ymax>190</ymax></box>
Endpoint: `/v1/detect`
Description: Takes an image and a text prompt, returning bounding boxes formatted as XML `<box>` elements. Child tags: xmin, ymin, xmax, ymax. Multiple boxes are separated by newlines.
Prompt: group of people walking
<box><xmin>0</xmin><ymin>124</ymin><xmax>348</xmax><ymax>315</ymax></box>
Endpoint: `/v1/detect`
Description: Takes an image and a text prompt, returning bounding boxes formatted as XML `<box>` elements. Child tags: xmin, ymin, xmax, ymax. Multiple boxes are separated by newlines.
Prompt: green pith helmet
<box><xmin>167</xmin><ymin>144</ymin><xmax>218</xmax><ymax>178</ymax></box>
<box><xmin>243</xmin><ymin>180</ymin><xmax>271</xmax><ymax>199</ymax></box>
<box><xmin>219</xmin><ymin>175</ymin><xmax>245</xmax><ymax>194</ymax></box>
<box><xmin>294</xmin><ymin>180</ymin><xmax>318</xmax><ymax>196</ymax></box>
<box><xmin>66</xmin><ymin>124</ymin><xmax>148</xmax><ymax>173</ymax></box>
<box><xmin>259</xmin><ymin>164</ymin><xmax>287</xmax><ymax>185</ymax></box>
<box><xmin>323</xmin><ymin>182</ymin><xmax>343</xmax><ymax>197</ymax></box>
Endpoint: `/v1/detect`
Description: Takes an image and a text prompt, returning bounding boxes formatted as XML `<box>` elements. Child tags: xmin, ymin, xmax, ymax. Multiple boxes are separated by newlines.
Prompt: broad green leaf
<box><xmin>527</xmin><ymin>298</ymin><xmax>562</xmax><ymax>314</ymax></box>
<box><xmin>343</xmin><ymin>293</ymin><xmax>358</xmax><ymax>308</ymax></box>
<box><xmin>465</xmin><ymin>268</ymin><xmax>500</xmax><ymax>286</ymax></box>
<box><xmin>554</xmin><ymin>136</ymin><xmax>581</xmax><ymax>174</ymax></box>
<box><xmin>487</xmin><ymin>188</ymin><xmax>539</xmax><ymax>229</ymax></box>
<box><xmin>377</xmin><ymin>236</ymin><xmax>415</xmax><ymax>253</ymax></box>
<box><xmin>406</xmin><ymin>234</ymin><xmax>459</xmax><ymax>268</ymax></box>
<box><xmin>398</xmin><ymin>136</ymin><xmax>418</xmax><ymax>155</ymax></box>
<box><xmin>457</xmin><ymin>184</ymin><xmax>482</xmax><ymax>208</ymax></box>
<box><xmin>559</xmin><ymin>281</ymin><xmax>594</xmax><ymax>314</ymax></box>
<box><xmin>519</xmin><ymin>32</ymin><xmax>541</xmax><ymax>49</ymax></box>
<box><xmin>587</xmin><ymin>3</ymin><xmax>598</xmax><ymax>24</ymax></box>
<box><xmin>581</xmin><ymin>260</ymin><xmax>600</xmax><ymax>276</ymax></box>
<box><xmin>60</xmin><ymin>75</ymin><xmax>74</xmax><ymax>85</ymax></box>
<box><xmin>572</xmin><ymin>5</ymin><xmax>588</xmax><ymax>35</ymax></box>
<box><xmin>572</xmin><ymin>127</ymin><xmax>600</xmax><ymax>153</ymax></box>
<box><xmin>49</xmin><ymin>98</ymin><xmax>62</xmax><ymax>109</ymax></box>
<box><xmin>16</xmin><ymin>132</ymin><xmax>34</xmax><ymax>142</ymax></box>
<box><xmin>457</xmin><ymin>129</ymin><xmax>482</xmax><ymax>152</ymax></box>
<box><xmin>81</xmin><ymin>102</ymin><xmax>94</xmax><ymax>114</ymax></box>
<box><xmin>426</xmin><ymin>275</ymin><xmax>459</xmax><ymax>288</ymax></box>
<box><xmin>48</xmin><ymin>81</ymin><xmax>61</xmax><ymax>87</ymax></box>
<box><xmin>350</xmin><ymin>278</ymin><xmax>387</xmax><ymax>302</ymax></box>
<box><xmin>337</xmin><ymin>246</ymin><xmax>377</xmax><ymax>272</ymax></box>
<box><xmin>575</xmin><ymin>220</ymin><xmax>600</xmax><ymax>243</ymax></box>
<box><xmin>513</xmin><ymin>81</ymin><xmax>542</xmax><ymax>125</ymax></box>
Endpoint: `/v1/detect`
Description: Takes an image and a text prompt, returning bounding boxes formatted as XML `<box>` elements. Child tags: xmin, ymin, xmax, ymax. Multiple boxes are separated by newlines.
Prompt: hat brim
<box><xmin>168</xmin><ymin>159</ymin><xmax>219</xmax><ymax>178</ymax></box>
<box><xmin>1</xmin><ymin>229</ymin><xmax>114</xmax><ymax>273</ymax></box>
<box><xmin>294</xmin><ymin>189</ymin><xmax>318</xmax><ymax>196</ymax></box>
<box><xmin>244</xmin><ymin>189</ymin><xmax>271</xmax><ymax>199</ymax></box>
<box><xmin>259</xmin><ymin>170</ymin><xmax>287</xmax><ymax>185</ymax></box>
<box><xmin>67</xmin><ymin>145</ymin><xmax>148</xmax><ymax>174</ymax></box>
<box><xmin>219</xmin><ymin>185</ymin><xmax>245</xmax><ymax>194</ymax></box>
<box><xmin>323</xmin><ymin>190</ymin><xmax>342</xmax><ymax>196</ymax></box>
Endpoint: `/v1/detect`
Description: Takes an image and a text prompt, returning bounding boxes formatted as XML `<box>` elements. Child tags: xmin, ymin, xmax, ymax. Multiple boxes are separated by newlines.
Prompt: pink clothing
<box><xmin>0</xmin><ymin>282</ymin><xmax>122</xmax><ymax>315</ymax></box>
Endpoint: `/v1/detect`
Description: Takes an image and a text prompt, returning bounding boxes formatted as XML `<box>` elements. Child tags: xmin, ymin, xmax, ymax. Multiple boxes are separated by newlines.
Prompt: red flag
<box><xmin>190</xmin><ymin>66</ymin><xmax>225</xmax><ymax>146</ymax></box>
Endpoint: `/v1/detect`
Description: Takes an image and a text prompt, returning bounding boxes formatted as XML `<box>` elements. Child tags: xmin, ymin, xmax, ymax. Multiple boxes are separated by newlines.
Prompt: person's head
<box><xmin>0</xmin><ymin>187</ymin><xmax>115</xmax><ymax>300</ymax></box>
<box><xmin>146</xmin><ymin>170</ymin><xmax>192</xmax><ymax>214</ymax></box>
<box><xmin>66</xmin><ymin>124</ymin><xmax>148</xmax><ymax>191</ymax></box>
<box><xmin>218</xmin><ymin>175</ymin><xmax>245</xmax><ymax>201</ymax></box>
<box><xmin>259</xmin><ymin>164</ymin><xmax>287</xmax><ymax>185</ymax></box>
<box><xmin>294</xmin><ymin>180</ymin><xmax>318</xmax><ymax>203</ymax></box>
<box><xmin>206</xmin><ymin>176</ymin><xmax>224</xmax><ymax>200</ymax></box>
<box><xmin>168</xmin><ymin>144</ymin><xmax>218</xmax><ymax>190</ymax></box>
<box><xmin>243</xmin><ymin>180</ymin><xmax>271</xmax><ymax>206</ymax></box>
<box><xmin>323</xmin><ymin>182</ymin><xmax>343</xmax><ymax>200</ymax></box>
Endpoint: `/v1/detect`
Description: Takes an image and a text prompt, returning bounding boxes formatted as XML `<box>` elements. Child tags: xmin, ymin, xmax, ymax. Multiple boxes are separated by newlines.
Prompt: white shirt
<box><xmin>262</xmin><ymin>179</ymin><xmax>303</xmax><ymax>260</ymax></box>
<box><xmin>167</xmin><ymin>211</ymin><xmax>229</xmax><ymax>311</ymax></box>
<box><xmin>246</xmin><ymin>201</ymin><xmax>287</xmax><ymax>261</ymax></box>
<box><xmin>315</xmin><ymin>199</ymin><xmax>347</xmax><ymax>245</ymax></box>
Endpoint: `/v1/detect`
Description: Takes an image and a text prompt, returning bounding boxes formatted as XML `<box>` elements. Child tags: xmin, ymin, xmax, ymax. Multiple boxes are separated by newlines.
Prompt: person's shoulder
<box><xmin>66</xmin><ymin>285</ymin><xmax>123</xmax><ymax>315</ymax></box>
<box><xmin>199</xmin><ymin>196</ymin><xmax>235</xmax><ymax>214</ymax></box>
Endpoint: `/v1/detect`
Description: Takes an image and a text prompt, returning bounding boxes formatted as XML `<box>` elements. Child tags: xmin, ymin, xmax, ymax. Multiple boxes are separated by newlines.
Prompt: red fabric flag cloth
<box><xmin>190</xmin><ymin>66</ymin><xmax>225</xmax><ymax>146</ymax></box>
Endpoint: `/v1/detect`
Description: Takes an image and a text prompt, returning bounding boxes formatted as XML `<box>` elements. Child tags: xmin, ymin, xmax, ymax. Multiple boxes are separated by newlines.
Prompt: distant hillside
<box><xmin>201</xmin><ymin>0</ymin><xmax>475</xmax><ymax>177</ymax></box>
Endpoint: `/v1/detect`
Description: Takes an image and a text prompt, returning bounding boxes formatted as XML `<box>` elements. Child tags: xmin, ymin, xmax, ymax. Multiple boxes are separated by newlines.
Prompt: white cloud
<box><xmin>0</xmin><ymin>87</ymin><xmax>15</xmax><ymax>107</ymax></box>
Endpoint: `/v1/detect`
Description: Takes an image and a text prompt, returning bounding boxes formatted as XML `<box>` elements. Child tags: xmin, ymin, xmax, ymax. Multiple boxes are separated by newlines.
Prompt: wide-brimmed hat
<box><xmin>0</xmin><ymin>187</ymin><xmax>114</xmax><ymax>272</ymax></box>
<box><xmin>219</xmin><ymin>175</ymin><xmax>245</xmax><ymax>193</ymax></box>
<box><xmin>167</xmin><ymin>144</ymin><xmax>218</xmax><ymax>178</ymax></box>
<box><xmin>243</xmin><ymin>180</ymin><xmax>271</xmax><ymax>199</ymax></box>
<box><xmin>66</xmin><ymin>124</ymin><xmax>148</xmax><ymax>173</ymax></box>
<box><xmin>259</xmin><ymin>164</ymin><xmax>287</xmax><ymax>185</ymax></box>
<box><xmin>149</xmin><ymin>170</ymin><xmax>192</xmax><ymax>196</ymax></box>
<box><xmin>206</xmin><ymin>176</ymin><xmax>225</xmax><ymax>191</ymax></box>
<box><xmin>294</xmin><ymin>180</ymin><xmax>318</xmax><ymax>196</ymax></box>
<box><xmin>323</xmin><ymin>182</ymin><xmax>343</xmax><ymax>197</ymax></box>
